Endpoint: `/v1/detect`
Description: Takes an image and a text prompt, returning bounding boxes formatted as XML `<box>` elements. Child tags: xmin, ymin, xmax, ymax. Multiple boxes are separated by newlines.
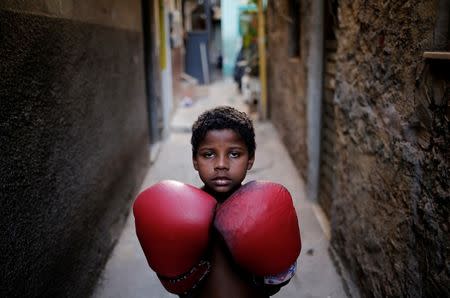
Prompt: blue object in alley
<box><xmin>185</xmin><ymin>31</ymin><xmax>210</xmax><ymax>85</ymax></box>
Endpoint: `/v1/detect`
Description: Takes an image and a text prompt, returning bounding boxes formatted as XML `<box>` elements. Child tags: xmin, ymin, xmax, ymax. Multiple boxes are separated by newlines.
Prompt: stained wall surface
<box><xmin>333</xmin><ymin>1</ymin><xmax>448</xmax><ymax>296</ymax></box>
<box><xmin>0</xmin><ymin>1</ymin><xmax>150</xmax><ymax>296</ymax></box>
<box><xmin>266</xmin><ymin>1</ymin><xmax>310</xmax><ymax>179</ymax></box>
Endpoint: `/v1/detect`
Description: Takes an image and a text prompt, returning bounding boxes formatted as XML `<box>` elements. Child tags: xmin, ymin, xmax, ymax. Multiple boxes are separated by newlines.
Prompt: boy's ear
<box><xmin>247</xmin><ymin>155</ymin><xmax>255</xmax><ymax>170</ymax></box>
<box><xmin>193</xmin><ymin>158</ymin><xmax>199</xmax><ymax>171</ymax></box>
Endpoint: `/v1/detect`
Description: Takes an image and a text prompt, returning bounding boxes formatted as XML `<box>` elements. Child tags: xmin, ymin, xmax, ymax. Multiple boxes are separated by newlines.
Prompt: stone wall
<box><xmin>0</xmin><ymin>1</ymin><xmax>150</xmax><ymax>297</ymax></box>
<box><xmin>332</xmin><ymin>0</ymin><xmax>449</xmax><ymax>296</ymax></box>
<box><xmin>266</xmin><ymin>0</ymin><xmax>311</xmax><ymax>179</ymax></box>
<box><xmin>267</xmin><ymin>0</ymin><xmax>449</xmax><ymax>296</ymax></box>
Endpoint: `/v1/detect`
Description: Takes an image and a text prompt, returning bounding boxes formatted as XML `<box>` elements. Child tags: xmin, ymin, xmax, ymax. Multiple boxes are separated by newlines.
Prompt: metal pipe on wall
<box><xmin>142</xmin><ymin>0</ymin><xmax>161</xmax><ymax>145</ymax></box>
<box><xmin>306</xmin><ymin>0</ymin><xmax>324</xmax><ymax>201</ymax></box>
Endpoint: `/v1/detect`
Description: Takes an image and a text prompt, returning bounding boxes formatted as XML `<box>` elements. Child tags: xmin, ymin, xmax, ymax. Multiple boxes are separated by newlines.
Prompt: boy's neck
<box><xmin>202</xmin><ymin>184</ymin><xmax>242</xmax><ymax>203</ymax></box>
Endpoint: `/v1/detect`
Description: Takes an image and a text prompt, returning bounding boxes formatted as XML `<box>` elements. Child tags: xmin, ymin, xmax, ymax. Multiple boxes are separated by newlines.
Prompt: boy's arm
<box><xmin>262</xmin><ymin>281</ymin><xmax>289</xmax><ymax>296</ymax></box>
<box><xmin>232</xmin><ymin>261</ymin><xmax>295</xmax><ymax>296</ymax></box>
<box><xmin>260</xmin><ymin>261</ymin><xmax>297</xmax><ymax>295</ymax></box>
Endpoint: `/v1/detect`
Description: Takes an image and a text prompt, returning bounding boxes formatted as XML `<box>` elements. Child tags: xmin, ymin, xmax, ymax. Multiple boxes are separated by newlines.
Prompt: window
<box><xmin>423</xmin><ymin>1</ymin><xmax>450</xmax><ymax>60</ymax></box>
<box><xmin>288</xmin><ymin>0</ymin><xmax>301</xmax><ymax>57</ymax></box>
<box><xmin>433</xmin><ymin>0</ymin><xmax>449</xmax><ymax>50</ymax></box>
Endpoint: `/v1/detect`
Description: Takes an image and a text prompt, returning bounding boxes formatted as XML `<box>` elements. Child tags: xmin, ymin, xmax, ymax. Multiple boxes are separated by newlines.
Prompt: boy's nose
<box><xmin>214</xmin><ymin>155</ymin><xmax>229</xmax><ymax>170</ymax></box>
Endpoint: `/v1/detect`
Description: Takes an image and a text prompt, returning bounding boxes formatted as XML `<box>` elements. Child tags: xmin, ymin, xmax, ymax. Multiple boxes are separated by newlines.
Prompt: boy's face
<box><xmin>193</xmin><ymin>129</ymin><xmax>254</xmax><ymax>197</ymax></box>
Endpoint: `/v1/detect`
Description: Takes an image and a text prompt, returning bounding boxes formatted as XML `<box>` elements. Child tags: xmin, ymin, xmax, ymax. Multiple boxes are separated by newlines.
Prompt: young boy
<box><xmin>187</xmin><ymin>106</ymin><xmax>295</xmax><ymax>298</ymax></box>
<box><xmin>191</xmin><ymin>106</ymin><xmax>255</xmax><ymax>203</ymax></box>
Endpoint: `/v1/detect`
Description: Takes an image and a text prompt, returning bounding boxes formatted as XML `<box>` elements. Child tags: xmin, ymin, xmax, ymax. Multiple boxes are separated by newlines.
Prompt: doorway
<box><xmin>318</xmin><ymin>0</ymin><xmax>338</xmax><ymax>218</ymax></box>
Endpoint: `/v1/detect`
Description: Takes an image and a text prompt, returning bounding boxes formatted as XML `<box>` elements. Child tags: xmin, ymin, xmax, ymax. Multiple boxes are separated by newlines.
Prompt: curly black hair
<box><xmin>191</xmin><ymin>106</ymin><xmax>256</xmax><ymax>158</ymax></box>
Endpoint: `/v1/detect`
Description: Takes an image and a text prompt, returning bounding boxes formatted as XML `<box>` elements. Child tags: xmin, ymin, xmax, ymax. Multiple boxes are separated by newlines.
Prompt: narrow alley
<box><xmin>92</xmin><ymin>80</ymin><xmax>355</xmax><ymax>298</ymax></box>
<box><xmin>1</xmin><ymin>1</ymin><xmax>448</xmax><ymax>298</ymax></box>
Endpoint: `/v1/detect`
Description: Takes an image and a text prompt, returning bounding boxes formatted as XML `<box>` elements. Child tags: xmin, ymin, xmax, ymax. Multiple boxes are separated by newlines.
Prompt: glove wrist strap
<box><xmin>158</xmin><ymin>260</ymin><xmax>211</xmax><ymax>295</ymax></box>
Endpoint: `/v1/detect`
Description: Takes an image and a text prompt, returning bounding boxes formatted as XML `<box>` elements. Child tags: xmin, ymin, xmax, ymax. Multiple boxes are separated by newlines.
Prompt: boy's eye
<box><xmin>202</xmin><ymin>151</ymin><xmax>215</xmax><ymax>158</ymax></box>
<box><xmin>229</xmin><ymin>151</ymin><xmax>241</xmax><ymax>158</ymax></box>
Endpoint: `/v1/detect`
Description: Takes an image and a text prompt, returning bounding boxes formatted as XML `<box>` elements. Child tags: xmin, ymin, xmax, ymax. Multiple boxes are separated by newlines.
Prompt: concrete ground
<box><xmin>92</xmin><ymin>79</ymin><xmax>356</xmax><ymax>298</ymax></box>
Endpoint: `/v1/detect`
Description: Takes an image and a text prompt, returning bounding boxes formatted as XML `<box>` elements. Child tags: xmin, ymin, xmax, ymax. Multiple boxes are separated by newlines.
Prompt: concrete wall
<box><xmin>0</xmin><ymin>1</ymin><xmax>150</xmax><ymax>296</ymax></box>
<box><xmin>267</xmin><ymin>0</ymin><xmax>449</xmax><ymax>296</ymax></box>
<box><xmin>332</xmin><ymin>1</ymin><xmax>449</xmax><ymax>296</ymax></box>
<box><xmin>266</xmin><ymin>1</ymin><xmax>310</xmax><ymax>179</ymax></box>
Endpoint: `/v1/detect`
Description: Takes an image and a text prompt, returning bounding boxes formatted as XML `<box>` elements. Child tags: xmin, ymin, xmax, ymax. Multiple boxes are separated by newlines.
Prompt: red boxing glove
<box><xmin>214</xmin><ymin>181</ymin><xmax>301</xmax><ymax>278</ymax></box>
<box><xmin>133</xmin><ymin>180</ymin><xmax>217</xmax><ymax>295</ymax></box>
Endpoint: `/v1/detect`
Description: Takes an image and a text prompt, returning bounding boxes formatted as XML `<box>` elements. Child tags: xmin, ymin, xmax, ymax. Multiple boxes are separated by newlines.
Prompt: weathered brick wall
<box><xmin>332</xmin><ymin>1</ymin><xmax>449</xmax><ymax>296</ymax></box>
<box><xmin>266</xmin><ymin>1</ymin><xmax>311</xmax><ymax>179</ymax></box>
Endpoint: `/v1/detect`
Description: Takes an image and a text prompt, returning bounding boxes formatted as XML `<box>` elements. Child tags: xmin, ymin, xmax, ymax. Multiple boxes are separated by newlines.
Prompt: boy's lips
<box><xmin>212</xmin><ymin>177</ymin><xmax>232</xmax><ymax>186</ymax></box>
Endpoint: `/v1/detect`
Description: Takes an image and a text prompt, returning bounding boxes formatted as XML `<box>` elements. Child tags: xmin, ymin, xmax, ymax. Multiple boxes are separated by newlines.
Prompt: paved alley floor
<box><xmin>92</xmin><ymin>79</ymin><xmax>354</xmax><ymax>298</ymax></box>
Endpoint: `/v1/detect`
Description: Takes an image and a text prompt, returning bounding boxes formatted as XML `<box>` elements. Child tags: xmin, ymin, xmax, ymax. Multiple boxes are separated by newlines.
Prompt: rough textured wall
<box><xmin>266</xmin><ymin>1</ymin><xmax>311</xmax><ymax>179</ymax></box>
<box><xmin>0</xmin><ymin>2</ymin><xmax>149</xmax><ymax>297</ymax></box>
<box><xmin>332</xmin><ymin>1</ymin><xmax>449</xmax><ymax>296</ymax></box>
